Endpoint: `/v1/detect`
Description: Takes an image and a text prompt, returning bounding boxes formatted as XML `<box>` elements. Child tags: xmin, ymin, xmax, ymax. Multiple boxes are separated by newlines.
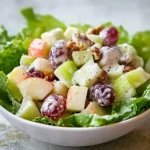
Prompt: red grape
<box><xmin>99</xmin><ymin>27</ymin><xmax>118</xmax><ymax>46</ymax></box>
<box><xmin>26</xmin><ymin>68</ymin><xmax>45</xmax><ymax>78</ymax></box>
<box><xmin>49</xmin><ymin>40</ymin><xmax>69</xmax><ymax>69</ymax></box>
<box><xmin>40</xmin><ymin>94</ymin><xmax>66</xmax><ymax>120</ymax></box>
<box><xmin>89</xmin><ymin>83</ymin><xmax>115</xmax><ymax>106</ymax></box>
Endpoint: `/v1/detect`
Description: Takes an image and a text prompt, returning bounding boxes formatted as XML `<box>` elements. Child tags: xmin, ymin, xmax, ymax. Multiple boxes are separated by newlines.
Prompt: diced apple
<box><xmin>29</xmin><ymin>58</ymin><xmax>54</xmax><ymax>75</ymax></box>
<box><xmin>118</xmin><ymin>43</ymin><xmax>144</xmax><ymax>68</ymax></box>
<box><xmin>104</xmin><ymin>64</ymin><xmax>124</xmax><ymax>80</ymax></box>
<box><xmin>28</xmin><ymin>38</ymin><xmax>50</xmax><ymax>58</ymax></box>
<box><xmin>72</xmin><ymin>60</ymin><xmax>101</xmax><ymax>87</ymax></box>
<box><xmin>18</xmin><ymin>78</ymin><xmax>53</xmax><ymax>100</ymax></box>
<box><xmin>66</xmin><ymin>86</ymin><xmax>88</xmax><ymax>112</ymax></box>
<box><xmin>41</xmin><ymin>28</ymin><xmax>66</xmax><ymax>46</ymax></box>
<box><xmin>51</xmin><ymin>81</ymin><xmax>68</xmax><ymax>97</ymax></box>
<box><xmin>64</xmin><ymin>27</ymin><xmax>81</xmax><ymax>40</ymax></box>
<box><xmin>7</xmin><ymin>66</ymin><xmax>28</xmax><ymax>84</ymax></box>
<box><xmin>82</xmin><ymin>101</ymin><xmax>107</xmax><ymax>116</ymax></box>
<box><xmin>20</xmin><ymin>55</ymin><xmax>35</xmax><ymax>66</ymax></box>
<box><xmin>16</xmin><ymin>97</ymin><xmax>41</xmax><ymax>120</ymax></box>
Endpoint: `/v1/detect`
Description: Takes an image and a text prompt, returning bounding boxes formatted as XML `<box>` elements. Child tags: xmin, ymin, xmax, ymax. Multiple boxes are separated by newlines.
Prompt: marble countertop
<box><xmin>0</xmin><ymin>0</ymin><xmax>150</xmax><ymax>149</ymax></box>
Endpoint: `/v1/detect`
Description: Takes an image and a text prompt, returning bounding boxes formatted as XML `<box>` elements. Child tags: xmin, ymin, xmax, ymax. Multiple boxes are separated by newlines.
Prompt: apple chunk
<box><xmin>7</xmin><ymin>66</ymin><xmax>28</xmax><ymax>84</ymax></box>
<box><xmin>28</xmin><ymin>38</ymin><xmax>50</xmax><ymax>58</ymax></box>
<box><xmin>18</xmin><ymin>78</ymin><xmax>53</xmax><ymax>100</ymax></box>
<box><xmin>66</xmin><ymin>86</ymin><xmax>88</xmax><ymax>112</ymax></box>
<box><xmin>41</xmin><ymin>28</ymin><xmax>66</xmax><ymax>46</ymax></box>
<box><xmin>82</xmin><ymin>101</ymin><xmax>107</xmax><ymax>116</ymax></box>
<box><xmin>29</xmin><ymin>58</ymin><xmax>54</xmax><ymax>75</ymax></box>
<box><xmin>16</xmin><ymin>97</ymin><xmax>41</xmax><ymax>120</ymax></box>
<box><xmin>51</xmin><ymin>81</ymin><xmax>68</xmax><ymax>98</ymax></box>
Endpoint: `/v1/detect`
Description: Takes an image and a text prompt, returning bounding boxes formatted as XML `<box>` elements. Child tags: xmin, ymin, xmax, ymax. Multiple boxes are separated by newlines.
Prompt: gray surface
<box><xmin>0</xmin><ymin>0</ymin><xmax>150</xmax><ymax>149</ymax></box>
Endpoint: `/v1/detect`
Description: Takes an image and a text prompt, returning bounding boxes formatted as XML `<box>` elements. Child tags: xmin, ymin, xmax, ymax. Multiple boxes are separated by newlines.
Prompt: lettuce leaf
<box><xmin>0</xmin><ymin>25</ymin><xmax>9</xmax><ymax>44</ymax></box>
<box><xmin>131</xmin><ymin>31</ymin><xmax>150</xmax><ymax>66</ymax></box>
<box><xmin>33</xmin><ymin>116</ymin><xmax>56</xmax><ymax>126</ymax></box>
<box><xmin>0</xmin><ymin>38</ymin><xmax>27</xmax><ymax>74</ymax></box>
<box><xmin>20</xmin><ymin>7</ymin><xmax>67</xmax><ymax>39</ymax></box>
<box><xmin>0</xmin><ymin>72</ymin><xmax>22</xmax><ymax>113</ymax></box>
<box><xmin>71</xmin><ymin>24</ymin><xmax>93</xmax><ymax>33</ymax></box>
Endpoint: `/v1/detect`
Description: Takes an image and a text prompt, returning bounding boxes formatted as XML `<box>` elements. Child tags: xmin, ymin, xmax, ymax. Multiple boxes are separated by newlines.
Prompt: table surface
<box><xmin>0</xmin><ymin>0</ymin><xmax>150</xmax><ymax>149</ymax></box>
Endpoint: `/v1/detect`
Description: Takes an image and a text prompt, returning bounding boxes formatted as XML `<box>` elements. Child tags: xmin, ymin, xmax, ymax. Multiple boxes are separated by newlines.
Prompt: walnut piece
<box><xmin>86</xmin><ymin>25</ymin><xmax>104</xmax><ymax>35</ymax></box>
<box><xmin>99</xmin><ymin>70</ymin><xmax>110</xmax><ymax>83</ymax></box>
<box><xmin>91</xmin><ymin>47</ymin><xmax>101</xmax><ymax>61</ymax></box>
<box><xmin>123</xmin><ymin>65</ymin><xmax>135</xmax><ymax>73</ymax></box>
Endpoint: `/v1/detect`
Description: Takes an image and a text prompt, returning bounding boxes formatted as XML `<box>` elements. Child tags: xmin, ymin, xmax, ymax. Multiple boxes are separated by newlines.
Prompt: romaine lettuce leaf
<box><xmin>0</xmin><ymin>25</ymin><xmax>9</xmax><ymax>44</ymax></box>
<box><xmin>131</xmin><ymin>31</ymin><xmax>150</xmax><ymax>64</ymax></box>
<box><xmin>20</xmin><ymin>7</ymin><xmax>67</xmax><ymax>39</ymax></box>
<box><xmin>0</xmin><ymin>39</ymin><xmax>27</xmax><ymax>74</ymax></box>
<box><xmin>0</xmin><ymin>72</ymin><xmax>22</xmax><ymax>113</ymax></box>
<box><xmin>71</xmin><ymin>24</ymin><xmax>93</xmax><ymax>33</ymax></box>
<box><xmin>33</xmin><ymin>116</ymin><xmax>56</xmax><ymax>126</ymax></box>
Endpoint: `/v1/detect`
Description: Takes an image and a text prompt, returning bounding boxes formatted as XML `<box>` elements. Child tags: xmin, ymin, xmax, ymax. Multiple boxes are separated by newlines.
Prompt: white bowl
<box><xmin>0</xmin><ymin>106</ymin><xmax>150</xmax><ymax>147</ymax></box>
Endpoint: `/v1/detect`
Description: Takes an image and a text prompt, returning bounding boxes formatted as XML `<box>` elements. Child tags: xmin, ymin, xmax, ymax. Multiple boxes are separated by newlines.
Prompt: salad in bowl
<box><xmin>0</xmin><ymin>8</ymin><xmax>150</xmax><ymax>129</ymax></box>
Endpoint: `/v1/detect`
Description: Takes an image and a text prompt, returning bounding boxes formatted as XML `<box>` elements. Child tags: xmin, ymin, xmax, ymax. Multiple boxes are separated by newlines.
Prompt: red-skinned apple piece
<box><xmin>28</xmin><ymin>38</ymin><xmax>50</xmax><ymax>58</ymax></box>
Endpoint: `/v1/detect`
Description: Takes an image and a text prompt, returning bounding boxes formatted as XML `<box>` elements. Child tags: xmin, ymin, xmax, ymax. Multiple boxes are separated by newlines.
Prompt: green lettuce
<box><xmin>0</xmin><ymin>38</ymin><xmax>27</xmax><ymax>74</ymax></box>
<box><xmin>21</xmin><ymin>7</ymin><xmax>67</xmax><ymax>39</ymax></box>
<box><xmin>131</xmin><ymin>31</ymin><xmax>150</xmax><ymax>71</ymax></box>
<box><xmin>0</xmin><ymin>25</ymin><xmax>10</xmax><ymax>44</ymax></box>
<box><xmin>0</xmin><ymin>72</ymin><xmax>22</xmax><ymax>113</ymax></box>
<box><xmin>71</xmin><ymin>24</ymin><xmax>93</xmax><ymax>33</ymax></box>
<box><xmin>33</xmin><ymin>116</ymin><xmax>56</xmax><ymax>126</ymax></box>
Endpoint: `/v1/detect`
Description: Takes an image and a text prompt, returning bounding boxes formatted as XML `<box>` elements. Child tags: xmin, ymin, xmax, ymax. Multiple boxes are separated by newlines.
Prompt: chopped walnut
<box><xmin>67</xmin><ymin>41</ymin><xmax>80</xmax><ymax>51</ymax></box>
<box><xmin>86</xmin><ymin>25</ymin><xmax>104</xmax><ymax>35</ymax></box>
<box><xmin>91</xmin><ymin>47</ymin><xmax>101</xmax><ymax>61</ymax></box>
<box><xmin>45</xmin><ymin>74</ymin><xmax>55</xmax><ymax>82</ymax></box>
<box><xmin>99</xmin><ymin>70</ymin><xmax>110</xmax><ymax>83</ymax></box>
<box><xmin>72</xmin><ymin>33</ymin><xmax>94</xmax><ymax>50</ymax></box>
<box><xmin>123</xmin><ymin>65</ymin><xmax>135</xmax><ymax>73</ymax></box>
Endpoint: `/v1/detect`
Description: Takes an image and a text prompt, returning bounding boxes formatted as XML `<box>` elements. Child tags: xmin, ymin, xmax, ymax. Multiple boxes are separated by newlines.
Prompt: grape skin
<box><xmin>26</xmin><ymin>68</ymin><xmax>45</xmax><ymax>78</ymax></box>
<box><xmin>49</xmin><ymin>40</ymin><xmax>69</xmax><ymax>69</ymax></box>
<box><xmin>99</xmin><ymin>27</ymin><xmax>118</xmax><ymax>46</ymax></box>
<box><xmin>90</xmin><ymin>83</ymin><xmax>115</xmax><ymax>106</ymax></box>
<box><xmin>40</xmin><ymin>94</ymin><xmax>66</xmax><ymax>120</ymax></box>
